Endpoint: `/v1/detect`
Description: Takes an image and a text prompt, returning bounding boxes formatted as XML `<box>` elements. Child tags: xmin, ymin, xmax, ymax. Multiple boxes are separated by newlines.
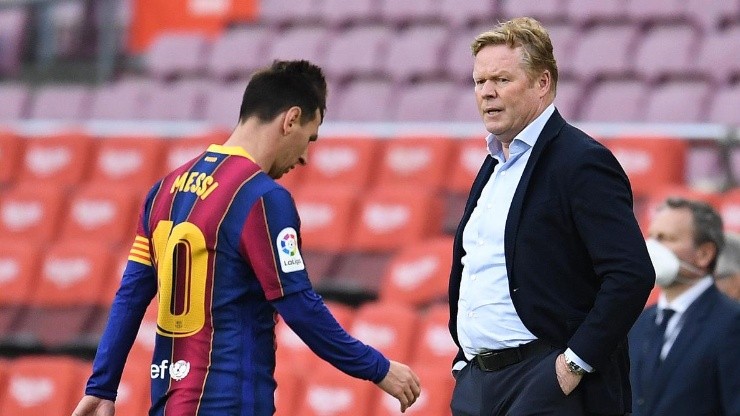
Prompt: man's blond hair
<box><xmin>472</xmin><ymin>17</ymin><xmax>558</xmax><ymax>95</ymax></box>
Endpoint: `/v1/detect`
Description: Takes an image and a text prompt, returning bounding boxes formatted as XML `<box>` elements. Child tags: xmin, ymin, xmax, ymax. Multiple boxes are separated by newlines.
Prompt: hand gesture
<box><xmin>71</xmin><ymin>395</ymin><xmax>114</xmax><ymax>416</ymax></box>
<box><xmin>376</xmin><ymin>360</ymin><xmax>422</xmax><ymax>413</ymax></box>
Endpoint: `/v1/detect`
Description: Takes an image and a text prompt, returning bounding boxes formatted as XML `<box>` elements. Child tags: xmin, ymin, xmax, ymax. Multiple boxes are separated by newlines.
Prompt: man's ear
<box><xmin>282</xmin><ymin>106</ymin><xmax>302</xmax><ymax>135</ymax></box>
<box><xmin>694</xmin><ymin>241</ymin><xmax>717</xmax><ymax>270</ymax></box>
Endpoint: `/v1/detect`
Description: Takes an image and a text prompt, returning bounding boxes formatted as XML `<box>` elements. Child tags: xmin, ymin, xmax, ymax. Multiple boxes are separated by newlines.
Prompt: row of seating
<box><xmin>3</xmin><ymin>75</ymin><xmax>740</xmax><ymax>125</ymax></box>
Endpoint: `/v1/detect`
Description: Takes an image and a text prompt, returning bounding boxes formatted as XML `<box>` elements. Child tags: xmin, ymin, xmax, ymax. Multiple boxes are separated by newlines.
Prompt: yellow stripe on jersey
<box><xmin>129</xmin><ymin>235</ymin><xmax>152</xmax><ymax>266</ymax></box>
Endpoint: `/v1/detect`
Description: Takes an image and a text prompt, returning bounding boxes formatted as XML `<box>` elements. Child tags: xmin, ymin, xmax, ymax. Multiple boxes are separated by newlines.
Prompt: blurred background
<box><xmin>0</xmin><ymin>0</ymin><xmax>738</xmax><ymax>415</ymax></box>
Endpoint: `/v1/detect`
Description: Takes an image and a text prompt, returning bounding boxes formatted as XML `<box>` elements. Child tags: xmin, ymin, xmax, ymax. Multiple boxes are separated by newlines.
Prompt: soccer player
<box><xmin>71</xmin><ymin>60</ymin><xmax>421</xmax><ymax>416</ymax></box>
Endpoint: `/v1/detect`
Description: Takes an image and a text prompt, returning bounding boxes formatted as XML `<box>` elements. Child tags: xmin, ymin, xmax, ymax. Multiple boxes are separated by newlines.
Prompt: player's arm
<box><xmin>71</xmin><ymin>395</ymin><xmax>114</xmax><ymax>416</ymax></box>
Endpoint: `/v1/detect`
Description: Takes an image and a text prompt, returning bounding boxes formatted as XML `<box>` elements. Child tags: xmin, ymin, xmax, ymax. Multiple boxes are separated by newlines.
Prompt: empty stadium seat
<box><xmin>350</xmin><ymin>301</ymin><xmax>419</xmax><ymax>362</ymax></box>
<box><xmin>554</xmin><ymin>77</ymin><xmax>584</xmax><ymax>121</ymax></box>
<box><xmin>162</xmin><ymin>133</ymin><xmax>219</xmax><ymax>175</ymax></box>
<box><xmin>379</xmin><ymin>0</ymin><xmax>441</xmax><ymax>25</ymax></box>
<box><xmin>0</xmin><ymin>183</ymin><xmax>67</xmax><ymax>244</ymax></box>
<box><xmin>544</xmin><ymin>23</ymin><xmax>578</xmax><ymax>78</ymax></box>
<box><xmin>275</xmin><ymin>360</ymin><xmax>305</xmax><ymax>416</ymax></box>
<box><xmin>327</xmin><ymin>252</ymin><xmax>395</xmax><ymax>296</ymax></box>
<box><xmin>0</xmin><ymin>356</ymin><xmax>87</xmax><ymax>416</ymax></box>
<box><xmin>296</xmin><ymin>362</ymin><xmax>377</xmax><ymax>416</ymax></box>
<box><xmin>259</xmin><ymin>0</ymin><xmax>323</xmax><ymax>25</ymax></box>
<box><xmin>89</xmin><ymin>135</ymin><xmax>166</xmax><ymax>189</ymax></box>
<box><xmin>447</xmin><ymin>137</ymin><xmax>488</xmax><ymax>194</ymax></box>
<box><xmin>202</xmin><ymin>81</ymin><xmax>246</xmax><ymax>130</ymax></box>
<box><xmin>115</xmin><ymin>353</ymin><xmax>152</xmax><ymax>416</ymax></box>
<box><xmin>580</xmin><ymin>78</ymin><xmax>648</xmax><ymax>122</ymax></box>
<box><xmin>685</xmin><ymin>143</ymin><xmax>727</xmax><ymax>191</ymax></box>
<box><xmin>18</xmin><ymin>132</ymin><xmax>93</xmax><ymax>186</ymax></box>
<box><xmin>393</xmin><ymin>81</ymin><xmax>459</xmax><ymax>121</ymax></box>
<box><xmin>500</xmin><ymin>0</ymin><xmax>568</xmax><ymax>22</ymax></box>
<box><xmin>707</xmin><ymin>82</ymin><xmax>740</xmax><ymax>125</ymax></box>
<box><xmin>11</xmin><ymin>239</ymin><xmax>114</xmax><ymax>348</ymax></box>
<box><xmin>322</xmin><ymin>25</ymin><xmax>391</xmax><ymax>82</ymax></box>
<box><xmin>351</xmin><ymin>186</ymin><xmax>442</xmax><ymax>252</ymax></box>
<box><xmin>0</xmin><ymin>131</ymin><xmax>23</xmax><ymax>185</ymax></box>
<box><xmin>320</xmin><ymin>0</ymin><xmax>378</xmax><ymax>27</ymax></box>
<box><xmin>303</xmin><ymin>137</ymin><xmax>379</xmax><ymax>189</ymax></box>
<box><xmin>378</xmin><ymin>237</ymin><xmax>453</xmax><ymax>308</ymax></box>
<box><xmin>145</xmin><ymin>32</ymin><xmax>210</xmax><ymax>80</ymax></box>
<box><xmin>0</xmin><ymin>240</ymin><xmax>42</xmax><ymax>341</ymax></box>
<box><xmin>631</xmin><ymin>24</ymin><xmax>701</xmax><ymax>81</ymax></box>
<box><xmin>449</xmin><ymin>85</ymin><xmax>480</xmax><ymax>122</ymax></box>
<box><xmin>87</xmin><ymin>79</ymin><xmax>149</xmax><ymax>120</ymax></box>
<box><xmin>445</xmin><ymin>26</ymin><xmax>486</xmax><ymax>83</ymax></box>
<box><xmin>439</xmin><ymin>0</ymin><xmax>496</xmax><ymax>27</ymax></box>
<box><xmin>694</xmin><ymin>27</ymin><xmax>740</xmax><ymax>83</ymax></box>
<box><xmin>644</xmin><ymin>80</ymin><xmax>712</xmax><ymax>122</ymax></box>
<box><xmin>293</xmin><ymin>185</ymin><xmax>359</xmax><ymax>252</ymax></box>
<box><xmin>332</xmin><ymin>79</ymin><xmax>395</xmax><ymax>121</ymax></box>
<box><xmin>569</xmin><ymin>24</ymin><xmax>639</xmax><ymax>82</ymax></box>
<box><xmin>381</xmin><ymin>24</ymin><xmax>450</xmax><ymax>82</ymax></box>
<box><xmin>59</xmin><ymin>183</ymin><xmax>139</xmax><ymax>248</ymax></box>
<box><xmin>0</xmin><ymin>83</ymin><xmax>29</xmax><ymax>121</ymax></box>
<box><xmin>603</xmin><ymin>136</ymin><xmax>688</xmax><ymax>199</ymax></box>
<box><xmin>377</xmin><ymin>136</ymin><xmax>454</xmax><ymax>190</ymax></box>
<box><xmin>566</xmin><ymin>0</ymin><xmax>631</xmax><ymax>24</ymax></box>
<box><xmin>266</xmin><ymin>25</ymin><xmax>331</xmax><ymax>65</ymax></box>
<box><xmin>627</xmin><ymin>0</ymin><xmax>692</xmax><ymax>24</ymax></box>
<box><xmin>413</xmin><ymin>303</ymin><xmax>459</xmax><ymax>369</ymax></box>
<box><xmin>140</xmin><ymin>79</ymin><xmax>207</xmax><ymax>121</ymax></box>
<box><xmin>29</xmin><ymin>84</ymin><xmax>92</xmax><ymax>121</ymax></box>
<box><xmin>207</xmin><ymin>27</ymin><xmax>275</xmax><ymax>81</ymax></box>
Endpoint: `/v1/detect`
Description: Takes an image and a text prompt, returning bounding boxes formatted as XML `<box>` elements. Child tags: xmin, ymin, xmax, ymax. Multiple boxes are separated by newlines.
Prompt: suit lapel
<box><xmin>503</xmin><ymin>110</ymin><xmax>566</xmax><ymax>277</ymax></box>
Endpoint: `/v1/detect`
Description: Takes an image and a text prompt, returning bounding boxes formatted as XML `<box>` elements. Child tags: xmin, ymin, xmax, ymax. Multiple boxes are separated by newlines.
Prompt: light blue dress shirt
<box><xmin>456</xmin><ymin>104</ymin><xmax>593</xmax><ymax>373</ymax></box>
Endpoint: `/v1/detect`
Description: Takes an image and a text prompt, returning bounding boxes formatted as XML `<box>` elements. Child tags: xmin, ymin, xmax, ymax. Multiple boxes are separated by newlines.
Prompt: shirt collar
<box><xmin>657</xmin><ymin>276</ymin><xmax>714</xmax><ymax>315</ymax></box>
<box><xmin>485</xmin><ymin>103</ymin><xmax>556</xmax><ymax>157</ymax></box>
<box><xmin>207</xmin><ymin>144</ymin><xmax>255</xmax><ymax>161</ymax></box>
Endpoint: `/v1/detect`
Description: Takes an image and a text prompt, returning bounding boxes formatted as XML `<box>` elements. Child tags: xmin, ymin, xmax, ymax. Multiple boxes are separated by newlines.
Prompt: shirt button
<box><xmin>467</xmin><ymin>312</ymin><xmax>474</xmax><ymax>318</ymax></box>
<box><xmin>501</xmin><ymin>171</ymin><xmax>507</xmax><ymax>176</ymax></box>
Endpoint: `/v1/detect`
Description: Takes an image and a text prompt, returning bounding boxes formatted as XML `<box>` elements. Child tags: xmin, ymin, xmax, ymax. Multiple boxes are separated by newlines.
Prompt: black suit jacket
<box><xmin>448</xmin><ymin>110</ymin><xmax>655</xmax><ymax>414</ymax></box>
<box><xmin>629</xmin><ymin>285</ymin><xmax>740</xmax><ymax>416</ymax></box>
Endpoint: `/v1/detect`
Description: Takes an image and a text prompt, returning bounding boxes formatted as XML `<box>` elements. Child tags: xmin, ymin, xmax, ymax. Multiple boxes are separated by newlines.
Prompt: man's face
<box><xmin>270</xmin><ymin>109</ymin><xmax>321</xmax><ymax>179</ymax></box>
<box><xmin>473</xmin><ymin>44</ymin><xmax>547</xmax><ymax>144</ymax></box>
<box><xmin>648</xmin><ymin>207</ymin><xmax>702</xmax><ymax>276</ymax></box>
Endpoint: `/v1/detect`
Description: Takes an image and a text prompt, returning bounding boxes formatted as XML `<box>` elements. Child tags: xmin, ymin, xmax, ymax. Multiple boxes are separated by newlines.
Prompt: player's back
<box><xmin>144</xmin><ymin>144</ymin><xmax>304</xmax><ymax>415</ymax></box>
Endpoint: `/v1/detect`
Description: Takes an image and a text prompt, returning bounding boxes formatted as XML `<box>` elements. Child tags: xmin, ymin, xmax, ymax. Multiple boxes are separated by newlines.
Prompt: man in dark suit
<box><xmin>629</xmin><ymin>197</ymin><xmax>740</xmax><ymax>416</ymax></box>
<box><xmin>447</xmin><ymin>17</ymin><xmax>655</xmax><ymax>415</ymax></box>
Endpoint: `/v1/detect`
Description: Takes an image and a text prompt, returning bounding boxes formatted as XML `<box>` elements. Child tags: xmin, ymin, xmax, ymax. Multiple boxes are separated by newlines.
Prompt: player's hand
<box><xmin>71</xmin><ymin>395</ymin><xmax>114</xmax><ymax>416</ymax></box>
<box><xmin>555</xmin><ymin>353</ymin><xmax>583</xmax><ymax>396</ymax></box>
<box><xmin>376</xmin><ymin>360</ymin><xmax>421</xmax><ymax>413</ymax></box>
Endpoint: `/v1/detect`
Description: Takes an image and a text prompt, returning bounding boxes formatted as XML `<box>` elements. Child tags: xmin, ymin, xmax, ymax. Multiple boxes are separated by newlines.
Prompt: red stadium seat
<box><xmin>0</xmin><ymin>131</ymin><xmax>23</xmax><ymax>186</ymax></box>
<box><xmin>0</xmin><ymin>356</ymin><xmax>87</xmax><ymax>416</ymax></box>
<box><xmin>116</xmin><ymin>353</ymin><xmax>152</xmax><ymax>416</ymax></box>
<box><xmin>376</xmin><ymin>136</ymin><xmax>454</xmax><ymax>191</ymax></box>
<box><xmin>11</xmin><ymin>239</ymin><xmax>114</xmax><ymax>348</ymax></box>
<box><xmin>0</xmin><ymin>183</ymin><xmax>67</xmax><ymax>244</ymax></box>
<box><xmin>413</xmin><ymin>303</ymin><xmax>459</xmax><ymax>370</ymax></box>
<box><xmin>602</xmin><ymin>136</ymin><xmax>688</xmax><ymax>199</ymax></box>
<box><xmin>275</xmin><ymin>360</ymin><xmax>305</xmax><ymax>416</ymax></box>
<box><xmin>59</xmin><ymin>183</ymin><xmax>139</xmax><ymax>248</ymax></box>
<box><xmin>17</xmin><ymin>132</ymin><xmax>93</xmax><ymax>186</ymax></box>
<box><xmin>446</xmin><ymin>137</ymin><xmax>488</xmax><ymax>194</ymax></box>
<box><xmin>162</xmin><ymin>133</ymin><xmax>221</xmax><ymax>176</ymax></box>
<box><xmin>89</xmin><ymin>135</ymin><xmax>166</xmax><ymax>190</ymax></box>
<box><xmin>302</xmin><ymin>137</ymin><xmax>379</xmax><ymax>189</ymax></box>
<box><xmin>719</xmin><ymin>188</ymin><xmax>740</xmax><ymax>234</ymax></box>
<box><xmin>352</xmin><ymin>186</ymin><xmax>442</xmax><ymax>252</ymax></box>
<box><xmin>293</xmin><ymin>185</ymin><xmax>359</xmax><ymax>252</ymax></box>
<box><xmin>379</xmin><ymin>237</ymin><xmax>453</xmax><ymax>308</ymax></box>
<box><xmin>296</xmin><ymin>362</ymin><xmax>377</xmax><ymax>416</ymax></box>
<box><xmin>0</xmin><ymin>240</ymin><xmax>42</xmax><ymax>340</ymax></box>
<box><xmin>350</xmin><ymin>302</ymin><xmax>419</xmax><ymax>362</ymax></box>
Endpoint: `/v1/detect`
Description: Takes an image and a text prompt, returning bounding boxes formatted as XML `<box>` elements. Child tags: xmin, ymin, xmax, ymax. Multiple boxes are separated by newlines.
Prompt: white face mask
<box><xmin>645</xmin><ymin>239</ymin><xmax>705</xmax><ymax>288</ymax></box>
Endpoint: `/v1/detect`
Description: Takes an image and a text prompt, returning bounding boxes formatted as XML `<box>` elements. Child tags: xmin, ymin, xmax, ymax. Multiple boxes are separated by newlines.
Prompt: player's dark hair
<box><xmin>238</xmin><ymin>60</ymin><xmax>327</xmax><ymax>125</ymax></box>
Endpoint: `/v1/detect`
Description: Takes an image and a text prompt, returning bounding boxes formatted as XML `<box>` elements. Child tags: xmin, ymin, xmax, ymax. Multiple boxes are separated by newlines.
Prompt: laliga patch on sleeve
<box><xmin>276</xmin><ymin>227</ymin><xmax>305</xmax><ymax>273</ymax></box>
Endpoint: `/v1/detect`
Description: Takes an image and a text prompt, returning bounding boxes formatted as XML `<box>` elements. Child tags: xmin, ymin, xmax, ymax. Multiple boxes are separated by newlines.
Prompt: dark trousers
<box><xmin>451</xmin><ymin>348</ymin><xmax>589</xmax><ymax>416</ymax></box>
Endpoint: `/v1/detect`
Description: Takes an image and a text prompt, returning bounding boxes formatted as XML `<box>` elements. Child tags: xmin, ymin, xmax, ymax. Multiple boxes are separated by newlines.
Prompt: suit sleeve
<box><xmin>566</xmin><ymin>143</ymin><xmax>655</xmax><ymax>369</ymax></box>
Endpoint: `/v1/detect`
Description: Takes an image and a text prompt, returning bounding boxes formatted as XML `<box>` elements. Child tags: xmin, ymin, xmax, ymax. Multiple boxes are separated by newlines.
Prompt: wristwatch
<box><xmin>564</xmin><ymin>355</ymin><xmax>587</xmax><ymax>376</ymax></box>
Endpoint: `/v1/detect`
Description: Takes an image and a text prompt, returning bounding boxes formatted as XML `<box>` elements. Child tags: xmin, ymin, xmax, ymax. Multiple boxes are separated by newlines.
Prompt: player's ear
<box><xmin>282</xmin><ymin>106</ymin><xmax>302</xmax><ymax>135</ymax></box>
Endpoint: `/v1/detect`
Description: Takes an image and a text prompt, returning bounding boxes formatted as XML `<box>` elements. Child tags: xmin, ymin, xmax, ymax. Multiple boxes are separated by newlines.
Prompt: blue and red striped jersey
<box><xmin>85</xmin><ymin>144</ymin><xmax>387</xmax><ymax>415</ymax></box>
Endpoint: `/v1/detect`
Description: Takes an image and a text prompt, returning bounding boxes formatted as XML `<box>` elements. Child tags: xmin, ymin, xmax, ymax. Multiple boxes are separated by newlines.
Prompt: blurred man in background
<box><xmin>72</xmin><ymin>59</ymin><xmax>420</xmax><ymax>416</ymax></box>
<box><xmin>715</xmin><ymin>231</ymin><xmax>740</xmax><ymax>301</ymax></box>
<box><xmin>447</xmin><ymin>17</ymin><xmax>654</xmax><ymax>416</ymax></box>
<box><xmin>630</xmin><ymin>197</ymin><xmax>740</xmax><ymax>416</ymax></box>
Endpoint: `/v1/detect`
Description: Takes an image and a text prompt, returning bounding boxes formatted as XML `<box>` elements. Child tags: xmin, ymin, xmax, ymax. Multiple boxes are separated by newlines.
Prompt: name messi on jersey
<box><xmin>170</xmin><ymin>171</ymin><xmax>219</xmax><ymax>200</ymax></box>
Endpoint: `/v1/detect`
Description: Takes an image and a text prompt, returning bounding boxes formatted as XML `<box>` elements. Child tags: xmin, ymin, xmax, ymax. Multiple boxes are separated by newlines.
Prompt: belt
<box><xmin>472</xmin><ymin>340</ymin><xmax>553</xmax><ymax>372</ymax></box>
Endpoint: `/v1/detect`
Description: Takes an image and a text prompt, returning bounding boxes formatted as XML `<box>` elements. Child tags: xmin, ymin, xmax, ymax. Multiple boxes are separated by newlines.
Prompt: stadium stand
<box><xmin>0</xmin><ymin>1</ymin><xmax>738</xmax><ymax>415</ymax></box>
